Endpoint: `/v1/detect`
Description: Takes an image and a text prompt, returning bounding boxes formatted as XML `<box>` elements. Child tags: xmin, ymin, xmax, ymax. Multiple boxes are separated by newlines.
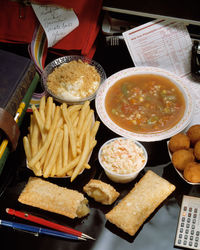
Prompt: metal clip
<box><xmin>191</xmin><ymin>40</ymin><xmax>200</xmax><ymax>81</ymax></box>
<box><xmin>13</xmin><ymin>227</ymin><xmax>39</xmax><ymax>237</ymax></box>
<box><xmin>18</xmin><ymin>0</ymin><xmax>31</xmax><ymax>19</ymax></box>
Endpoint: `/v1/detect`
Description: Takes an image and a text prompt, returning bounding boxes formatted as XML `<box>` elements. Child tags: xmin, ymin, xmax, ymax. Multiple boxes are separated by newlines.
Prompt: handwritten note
<box><xmin>32</xmin><ymin>4</ymin><xmax>79</xmax><ymax>47</ymax></box>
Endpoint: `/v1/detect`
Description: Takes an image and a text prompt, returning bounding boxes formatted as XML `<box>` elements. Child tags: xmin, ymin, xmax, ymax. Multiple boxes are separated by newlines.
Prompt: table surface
<box><xmin>0</xmin><ymin>40</ymin><xmax>200</xmax><ymax>250</ymax></box>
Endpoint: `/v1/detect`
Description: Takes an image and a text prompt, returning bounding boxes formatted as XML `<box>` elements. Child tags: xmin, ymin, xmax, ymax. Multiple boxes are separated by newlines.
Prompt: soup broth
<box><xmin>105</xmin><ymin>74</ymin><xmax>185</xmax><ymax>133</ymax></box>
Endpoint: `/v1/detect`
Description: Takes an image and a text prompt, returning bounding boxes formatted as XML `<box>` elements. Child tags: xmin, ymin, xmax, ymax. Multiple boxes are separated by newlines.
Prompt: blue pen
<box><xmin>0</xmin><ymin>219</ymin><xmax>85</xmax><ymax>241</ymax></box>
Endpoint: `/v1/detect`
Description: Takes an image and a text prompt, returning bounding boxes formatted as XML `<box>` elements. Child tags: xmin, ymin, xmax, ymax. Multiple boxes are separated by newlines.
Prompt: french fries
<box><xmin>23</xmin><ymin>97</ymin><xmax>100</xmax><ymax>181</ymax></box>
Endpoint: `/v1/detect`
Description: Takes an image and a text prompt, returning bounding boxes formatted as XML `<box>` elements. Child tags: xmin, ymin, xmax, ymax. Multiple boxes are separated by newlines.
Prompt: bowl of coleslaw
<box><xmin>98</xmin><ymin>137</ymin><xmax>148</xmax><ymax>183</ymax></box>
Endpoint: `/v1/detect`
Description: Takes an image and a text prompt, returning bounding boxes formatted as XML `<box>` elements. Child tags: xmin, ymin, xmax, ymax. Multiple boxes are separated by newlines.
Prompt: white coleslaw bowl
<box><xmin>98</xmin><ymin>137</ymin><xmax>148</xmax><ymax>183</ymax></box>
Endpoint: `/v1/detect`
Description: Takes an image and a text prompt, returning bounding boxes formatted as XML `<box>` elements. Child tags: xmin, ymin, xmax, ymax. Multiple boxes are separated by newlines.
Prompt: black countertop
<box><xmin>0</xmin><ymin>36</ymin><xmax>200</xmax><ymax>250</ymax></box>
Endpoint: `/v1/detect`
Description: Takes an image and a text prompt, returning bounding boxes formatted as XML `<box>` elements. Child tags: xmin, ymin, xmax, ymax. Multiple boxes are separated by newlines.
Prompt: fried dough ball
<box><xmin>186</xmin><ymin>124</ymin><xmax>200</xmax><ymax>145</ymax></box>
<box><xmin>194</xmin><ymin>140</ymin><xmax>200</xmax><ymax>160</ymax></box>
<box><xmin>172</xmin><ymin>149</ymin><xmax>195</xmax><ymax>171</ymax></box>
<box><xmin>183</xmin><ymin>162</ymin><xmax>200</xmax><ymax>183</ymax></box>
<box><xmin>169</xmin><ymin>133</ymin><xmax>190</xmax><ymax>153</ymax></box>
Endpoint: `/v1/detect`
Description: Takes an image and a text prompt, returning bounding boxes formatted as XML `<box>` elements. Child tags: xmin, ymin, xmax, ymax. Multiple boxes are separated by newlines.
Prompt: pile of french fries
<box><xmin>23</xmin><ymin>96</ymin><xmax>100</xmax><ymax>182</ymax></box>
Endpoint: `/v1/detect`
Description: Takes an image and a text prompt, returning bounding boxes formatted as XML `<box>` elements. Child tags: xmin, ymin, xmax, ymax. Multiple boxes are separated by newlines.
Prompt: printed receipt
<box><xmin>123</xmin><ymin>19</ymin><xmax>200</xmax><ymax>125</ymax></box>
<box><xmin>32</xmin><ymin>4</ymin><xmax>79</xmax><ymax>48</ymax></box>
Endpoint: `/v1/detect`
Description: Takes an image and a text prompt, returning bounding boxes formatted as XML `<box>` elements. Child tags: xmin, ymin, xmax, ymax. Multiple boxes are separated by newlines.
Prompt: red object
<box><xmin>0</xmin><ymin>0</ymin><xmax>103</xmax><ymax>58</ymax></box>
<box><xmin>6</xmin><ymin>208</ymin><xmax>82</xmax><ymax>237</ymax></box>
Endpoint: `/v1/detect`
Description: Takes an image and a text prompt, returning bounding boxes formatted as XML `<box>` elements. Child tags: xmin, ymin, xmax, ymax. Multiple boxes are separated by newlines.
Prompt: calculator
<box><xmin>175</xmin><ymin>195</ymin><xmax>200</xmax><ymax>249</ymax></box>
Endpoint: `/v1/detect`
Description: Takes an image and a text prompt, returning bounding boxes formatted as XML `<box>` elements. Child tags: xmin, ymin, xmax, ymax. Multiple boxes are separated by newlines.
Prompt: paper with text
<box><xmin>32</xmin><ymin>4</ymin><xmax>79</xmax><ymax>48</ymax></box>
<box><xmin>123</xmin><ymin>19</ymin><xmax>192</xmax><ymax>77</ymax></box>
<box><xmin>123</xmin><ymin>19</ymin><xmax>200</xmax><ymax>125</ymax></box>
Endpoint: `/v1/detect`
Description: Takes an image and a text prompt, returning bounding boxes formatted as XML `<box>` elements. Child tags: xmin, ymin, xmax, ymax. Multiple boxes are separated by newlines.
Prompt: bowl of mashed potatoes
<box><xmin>98</xmin><ymin>137</ymin><xmax>148</xmax><ymax>183</ymax></box>
<box><xmin>41</xmin><ymin>55</ymin><xmax>106</xmax><ymax>104</ymax></box>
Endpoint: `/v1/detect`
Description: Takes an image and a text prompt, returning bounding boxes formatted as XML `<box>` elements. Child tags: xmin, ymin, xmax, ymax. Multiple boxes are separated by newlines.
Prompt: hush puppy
<box><xmin>194</xmin><ymin>140</ymin><xmax>200</xmax><ymax>160</ymax></box>
<box><xmin>183</xmin><ymin>162</ymin><xmax>200</xmax><ymax>183</ymax></box>
<box><xmin>186</xmin><ymin>124</ymin><xmax>200</xmax><ymax>145</ymax></box>
<box><xmin>169</xmin><ymin>133</ymin><xmax>190</xmax><ymax>153</ymax></box>
<box><xmin>172</xmin><ymin>149</ymin><xmax>195</xmax><ymax>171</ymax></box>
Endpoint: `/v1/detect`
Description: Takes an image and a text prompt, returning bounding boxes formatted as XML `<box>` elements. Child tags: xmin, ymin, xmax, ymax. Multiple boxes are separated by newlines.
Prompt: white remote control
<box><xmin>175</xmin><ymin>195</ymin><xmax>200</xmax><ymax>249</ymax></box>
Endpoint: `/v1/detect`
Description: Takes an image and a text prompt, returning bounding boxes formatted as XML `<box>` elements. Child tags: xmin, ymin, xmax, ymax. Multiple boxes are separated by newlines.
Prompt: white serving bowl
<box><xmin>98</xmin><ymin>137</ymin><xmax>148</xmax><ymax>183</ymax></box>
<box><xmin>95</xmin><ymin>66</ymin><xmax>194</xmax><ymax>142</ymax></box>
<box><xmin>167</xmin><ymin>141</ymin><xmax>200</xmax><ymax>186</ymax></box>
<box><xmin>41</xmin><ymin>55</ymin><xmax>106</xmax><ymax>105</ymax></box>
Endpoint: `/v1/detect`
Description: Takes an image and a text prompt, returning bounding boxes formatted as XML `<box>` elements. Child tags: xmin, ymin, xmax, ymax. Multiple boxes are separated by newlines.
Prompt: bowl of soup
<box><xmin>95</xmin><ymin>66</ymin><xmax>194</xmax><ymax>142</ymax></box>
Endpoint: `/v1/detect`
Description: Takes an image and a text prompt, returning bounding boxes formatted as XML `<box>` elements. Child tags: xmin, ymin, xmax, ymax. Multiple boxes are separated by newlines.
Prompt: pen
<box><xmin>6</xmin><ymin>208</ymin><xmax>94</xmax><ymax>240</ymax></box>
<box><xmin>0</xmin><ymin>219</ymin><xmax>85</xmax><ymax>241</ymax></box>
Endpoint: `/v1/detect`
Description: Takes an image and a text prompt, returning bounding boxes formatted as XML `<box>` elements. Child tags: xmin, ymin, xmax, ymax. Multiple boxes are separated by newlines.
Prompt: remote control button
<box><xmin>193</xmin><ymin>213</ymin><xmax>197</xmax><ymax>218</ymax></box>
<box><xmin>196</xmin><ymin>231</ymin><xmax>200</xmax><ymax>236</ymax></box>
<box><xmin>182</xmin><ymin>217</ymin><xmax>185</xmax><ymax>222</ymax></box>
<box><xmin>181</xmin><ymin>223</ymin><xmax>184</xmax><ymax>227</ymax></box>
<box><xmin>180</xmin><ymin>228</ymin><xmax>183</xmax><ymax>233</ymax></box>
<box><xmin>189</xmin><ymin>241</ymin><xmax>193</xmax><ymax>246</ymax></box>
<box><xmin>194</xmin><ymin>242</ymin><xmax>198</xmax><ymax>248</ymax></box>
<box><xmin>189</xmin><ymin>207</ymin><xmax>192</xmax><ymax>212</ymax></box>
<box><xmin>179</xmin><ymin>234</ymin><xmax>183</xmax><ymax>239</ymax></box>
<box><xmin>187</xmin><ymin>218</ymin><xmax>191</xmax><ymax>223</ymax></box>
<box><xmin>185</xmin><ymin>229</ymin><xmax>189</xmax><ymax>234</ymax></box>
<box><xmin>183</xmin><ymin>240</ymin><xmax>187</xmax><ymax>245</ymax></box>
<box><xmin>193</xmin><ymin>219</ymin><xmax>196</xmax><ymax>224</ymax></box>
<box><xmin>195</xmin><ymin>236</ymin><xmax>199</xmax><ymax>242</ymax></box>
<box><xmin>190</xmin><ymin>236</ymin><xmax>194</xmax><ymax>241</ymax></box>
<box><xmin>188</xmin><ymin>212</ymin><xmax>191</xmax><ymax>217</ymax></box>
<box><xmin>183</xmin><ymin>206</ymin><xmax>187</xmax><ymax>211</ymax></box>
<box><xmin>178</xmin><ymin>239</ymin><xmax>182</xmax><ymax>244</ymax></box>
<box><xmin>186</xmin><ymin>224</ymin><xmax>190</xmax><ymax>228</ymax></box>
<box><xmin>194</xmin><ymin>208</ymin><xmax>198</xmax><ymax>213</ymax></box>
<box><xmin>191</xmin><ymin>230</ymin><xmax>195</xmax><ymax>235</ymax></box>
<box><xmin>192</xmin><ymin>224</ymin><xmax>195</xmax><ymax>229</ymax></box>
<box><xmin>184</xmin><ymin>235</ymin><xmax>188</xmax><ymax>240</ymax></box>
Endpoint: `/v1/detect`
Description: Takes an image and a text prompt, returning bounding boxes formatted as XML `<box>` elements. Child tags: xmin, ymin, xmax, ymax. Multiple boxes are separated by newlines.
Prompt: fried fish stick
<box><xmin>56</xmin><ymin>155</ymin><xmax>80</xmax><ymax>177</ymax></box>
<box><xmin>71</xmin><ymin>132</ymin><xmax>90</xmax><ymax>182</ymax></box>
<box><xmin>45</xmin><ymin>96</ymin><xmax>53</xmax><ymax>131</ymax></box>
<box><xmin>43</xmin><ymin>129</ymin><xmax>63</xmax><ymax>178</ymax></box>
<box><xmin>43</xmin><ymin>127</ymin><xmax>59</xmax><ymax>172</ymax></box>
<box><xmin>31</xmin><ymin>116</ymin><xmax>40</xmax><ymax>157</ymax></box>
<box><xmin>62</xmin><ymin>103</ymin><xmax>77</xmax><ymax>158</ymax></box>
<box><xmin>63</xmin><ymin>124</ymin><xmax>68</xmax><ymax>170</ymax></box>
<box><xmin>39</xmin><ymin>95</ymin><xmax>46</xmax><ymax>122</ymax></box>
<box><xmin>77</xmin><ymin>109</ymin><xmax>94</xmax><ymax>150</ymax></box>
<box><xmin>23</xmin><ymin>136</ymin><xmax>42</xmax><ymax>176</ymax></box>
<box><xmin>28</xmin><ymin>106</ymin><xmax>60</xmax><ymax>168</ymax></box>
<box><xmin>32</xmin><ymin>105</ymin><xmax>44</xmax><ymax>138</ymax></box>
<box><xmin>77</xmin><ymin>101</ymin><xmax>90</xmax><ymax>136</ymax></box>
<box><xmin>23</xmin><ymin>136</ymin><xmax>32</xmax><ymax>161</ymax></box>
<box><xmin>90</xmin><ymin>121</ymin><xmax>100</xmax><ymax>142</ymax></box>
<box><xmin>68</xmin><ymin>104</ymin><xmax>82</xmax><ymax>115</ymax></box>
<box><xmin>55</xmin><ymin>147</ymin><xmax>63</xmax><ymax>177</ymax></box>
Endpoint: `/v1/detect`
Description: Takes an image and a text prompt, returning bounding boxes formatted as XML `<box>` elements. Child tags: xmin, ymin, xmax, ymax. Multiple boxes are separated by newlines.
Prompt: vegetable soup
<box><xmin>105</xmin><ymin>74</ymin><xmax>185</xmax><ymax>133</ymax></box>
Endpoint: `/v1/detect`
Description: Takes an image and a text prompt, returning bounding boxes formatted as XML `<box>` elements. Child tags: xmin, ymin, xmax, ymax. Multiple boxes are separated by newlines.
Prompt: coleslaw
<box><xmin>100</xmin><ymin>138</ymin><xmax>146</xmax><ymax>175</ymax></box>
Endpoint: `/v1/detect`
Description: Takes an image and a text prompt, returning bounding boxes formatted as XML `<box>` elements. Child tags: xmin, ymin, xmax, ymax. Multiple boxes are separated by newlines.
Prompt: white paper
<box><xmin>32</xmin><ymin>4</ymin><xmax>79</xmax><ymax>48</ymax></box>
<box><xmin>123</xmin><ymin>19</ymin><xmax>192</xmax><ymax>77</ymax></box>
<box><xmin>123</xmin><ymin>19</ymin><xmax>200</xmax><ymax>125</ymax></box>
